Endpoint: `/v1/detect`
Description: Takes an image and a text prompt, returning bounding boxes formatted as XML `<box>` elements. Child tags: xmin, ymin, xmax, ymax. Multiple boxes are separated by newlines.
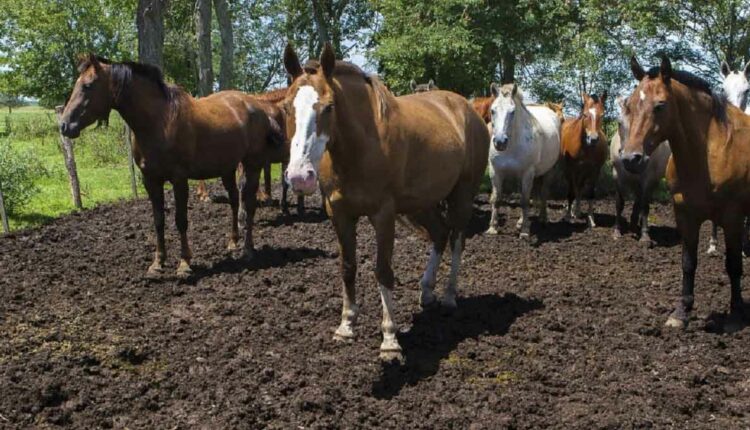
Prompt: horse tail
<box><xmin>267</xmin><ymin>116</ymin><xmax>285</xmax><ymax>147</ymax></box>
<box><xmin>397</xmin><ymin>215</ymin><xmax>431</xmax><ymax>241</ymax></box>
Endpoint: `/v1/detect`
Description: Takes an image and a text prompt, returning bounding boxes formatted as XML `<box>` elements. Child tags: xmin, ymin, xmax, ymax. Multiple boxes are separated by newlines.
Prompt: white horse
<box><xmin>707</xmin><ymin>61</ymin><xmax>750</xmax><ymax>255</ymax></box>
<box><xmin>486</xmin><ymin>83</ymin><xmax>561</xmax><ymax>240</ymax></box>
<box><xmin>610</xmin><ymin>96</ymin><xmax>670</xmax><ymax>244</ymax></box>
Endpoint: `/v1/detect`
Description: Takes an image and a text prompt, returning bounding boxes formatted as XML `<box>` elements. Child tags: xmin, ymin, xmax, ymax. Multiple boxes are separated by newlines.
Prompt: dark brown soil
<box><xmin>2</xmin><ymin>186</ymin><xmax>750</xmax><ymax>429</ymax></box>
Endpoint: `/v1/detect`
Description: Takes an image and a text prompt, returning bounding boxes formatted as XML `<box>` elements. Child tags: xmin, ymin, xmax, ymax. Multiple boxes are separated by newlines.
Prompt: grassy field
<box><xmin>1</xmin><ymin>106</ymin><xmax>145</xmax><ymax>231</ymax></box>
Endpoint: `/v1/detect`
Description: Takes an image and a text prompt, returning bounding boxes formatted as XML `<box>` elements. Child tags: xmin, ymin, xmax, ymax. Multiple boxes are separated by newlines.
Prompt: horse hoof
<box><xmin>519</xmin><ymin>232</ymin><xmax>530</xmax><ymax>242</ymax></box>
<box><xmin>485</xmin><ymin>227</ymin><xmax>499</xmax><ymax>235</ymax></box>
<box><xmin>333</xmin><ymin>325</ymin><xmax>356</xmax><ymax>341</ymax></box>
<box><xmin>419</xmin><ymin>289</ymin><xmax>438</xmax><ymax>309</ymax></box>
<box><xmin>227</xmin><ymin>241</ymin><xmax>239</xmax><ymax>252</ymax></box>
<box><xmin>379</xmin><ymin>338</ymin><xmax>403</xmax><ymax>362</ymax></box>
<box><xmin>612</xmin><ymin>230</ymin><xmax>622</xmax><ymax>240</ymax></box>
<box><xmin>240</xmin><ymin>248</ymin><xmax>256</xmax><ymax>262</ymax></box>
<box><xmin>706</xmin><ymin>246</ymin><xmax>719</xmax><ymax>257</ymax></box>
<box><xmin>379</xmin><ymin>350</ymin><xmax>403</xmax><ymax>363</ymax></box>
<box><xmin>664</xmin><ymin>315</ymin><xmax>687</xmax><ymax>329</ymax></box>
<box><xmin>639</xmin><ymin>236</ymin><xmax>654</xmax><ymax>248</ymax></box>
<box><xmin>176</xmin><ymin>261</ymin><xmax>193</xmax><ymax>277</ymax></box>
<box><xmin>146</xmin><ymin>263</ymin><xmax>164</xmax><ymax>277</ymax></box>
<box><xmin>441</xmin><ymin>296</ymin><xmax>457</xmax><ymax>313</ymax></box>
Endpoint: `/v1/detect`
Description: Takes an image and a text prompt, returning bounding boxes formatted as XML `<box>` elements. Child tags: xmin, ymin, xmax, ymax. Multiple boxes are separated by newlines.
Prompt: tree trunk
<box><xmin>0</xmin><ymin>179</ymin><xmax>9</xmax><ymax>233</ymax></box>
<box><xmin>214</xmin><ymin>0</ymin><xmax>233</xmax><ymax>90</ymax></box>
<box><xmin>501</xmin><ymin>48</ymin><xmax>515</xmax><ymax>84</ymax></box>
<box><xmin>196</xmin><ymin>0</ymin><xmax>213</xmax><ymax>97</ymax></box>
<box><xmin>310</xmin><ymin>0</ymin><xmax>331</xmax><ymax>53</ymax></box>
<box><xmin>136</xmin><ymin>0</ymin><xmax>166</xmax><ymax>68</ymax></box>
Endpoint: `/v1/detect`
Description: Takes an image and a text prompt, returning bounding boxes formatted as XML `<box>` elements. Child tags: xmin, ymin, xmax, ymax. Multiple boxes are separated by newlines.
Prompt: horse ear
<box><xmin>660</xmin><ymin>55</ymin><xmax>672</xmax><ymax>83</ymax></box>
<box><xmin>490</xmin><ymin>83</ymin><xmax>499</xmax><ymax>97</ymax></box>
<box><xmin>630</xmin><ymin>56</ymin><xmax>645</xmax><ymax>81</ymax></box>
<box><xmin>581</xmin><ymin>91</ymin><xmax>588</xmax><ymax>105</ymax></box>
<box><xmin>320</xmin><ymin>42</ymin><xmax>336</xmax><ymax>80</ymax></box>
<box><xmin>511</xmin><ymin>83</ymin><xmax>518</xmax><ymax>97</ymax></box>
<box><xmin>410</xmin><ymin>80</ymin><xmax>416</xmax><ymax>91</ymax></box>
<box><xmin>87</xmin><ymin>53</ymin><xmax>102</xmax><ymax>72</ymax></box>
<box><xmin>744</xmin><ymin>61</ymin><xmax>750</xmax><ymax>78</ymax></box>
<box><xmin>721</xmin><ymin>60</ymin><xmax>731</xmax><ymax>78</ymax></box>
<box><xmin>284</xmin><ymin>43</ymin><xmax>303</xmax><ymax>79</ymax></box>
<box><xmin>600</xmin><ymin>90</ymin><xmax>607</xmax><ymax>105</ymax></box>
<box><xmin>428</xmin><ymin>79</ymin><xmax>435</xmax><ymax>88</ymax></box>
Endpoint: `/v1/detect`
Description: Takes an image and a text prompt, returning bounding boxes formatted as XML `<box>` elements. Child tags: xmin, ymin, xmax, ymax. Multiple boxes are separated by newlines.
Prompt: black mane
<box><xmin>78</xmin><ymin>55</ymin><xmax>179</xmax><ymax>103</ymax></box>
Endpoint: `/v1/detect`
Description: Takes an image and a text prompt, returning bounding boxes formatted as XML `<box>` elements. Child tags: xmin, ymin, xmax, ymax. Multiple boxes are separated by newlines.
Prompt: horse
<box><xmin>194</xmin><ymin>87</ymin><xmax>305</xmax><ymax>215</ymax></box>
<box><xmin>621</xmin><ymin>55</ymin><xmax>750</xmax><ymax>330</ymax></box>
<box><xmin>560</xmin><ymin>91</ymin><xmax>608</xmax><ymax>228</ymax></box>
<box><xmin>410</xmin><ymin>79</ymin><xmax>438</xmax><ymax>93</ymax></box>
<box><xmin>471</xmin><ymin>96</ymin><xmax>494</xmax><ymax>123</ymax></box>
<box><xmin>705</xmin><ymin>61</ymin><xmax>750</xmax><ymax>255</ymax></box>
<box><xmin>486</xmin><ymin>83</ymin><xmax>561</xmax><ymax>240</ymax></box>
<box><xmin>282</xmin><ymin>43</ymin><xmax>488</xmax><ymax>360</ymax></box>
<box><xmin>60</xmin><ymin>54</ymin><xmax>284</xmax><ymax>275</ymax></box>
<box><xmin>610</xmin><ymin>95</ymin><xmax>670</xmax><ymax>244</ymax></box>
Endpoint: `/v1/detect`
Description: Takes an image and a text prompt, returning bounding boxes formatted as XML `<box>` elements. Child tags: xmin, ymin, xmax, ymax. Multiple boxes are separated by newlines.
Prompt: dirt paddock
<box><xmin>1</xmin><ymin>185</ymin><xmax>750</xmax><ymax>429</ymax></box>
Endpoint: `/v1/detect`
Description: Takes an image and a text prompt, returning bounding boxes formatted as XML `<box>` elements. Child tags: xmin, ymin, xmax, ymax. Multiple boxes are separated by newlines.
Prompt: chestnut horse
<box><xmin>60</xmin><ymin>55</ymin><xmax>283</xmax><ymax>275</ymax></box>
<box><xmin>283</xmin><ymin>43</ymin><xmax>488</xmax><ymax>360</ymax></box>
<box><xmin>621</xmin><ymin>56</ymin><xmax>750</xmax><ymax>329</ymax></box>
<box><xmin>560</xmin><ymin>92</ymin><xmax>608</xmax><ymax>227</ymax></box>
<box><xmin>471</xmin><ymin>96</ymin><xmax>494</xmax><ymax>123</ymax></box>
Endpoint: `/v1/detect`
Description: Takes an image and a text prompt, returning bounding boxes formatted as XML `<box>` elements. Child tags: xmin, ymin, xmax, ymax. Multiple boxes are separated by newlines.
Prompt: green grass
<box><xmin>1</xmin><ymin>107</ymin><xmax>146</xmax><ymax>231</ymax></box>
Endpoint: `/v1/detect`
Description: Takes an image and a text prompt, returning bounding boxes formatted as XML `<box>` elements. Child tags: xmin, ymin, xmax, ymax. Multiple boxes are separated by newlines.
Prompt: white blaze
<box><xmin>639</xmin><ymin>90</ymin><xmax>646</xmax><ymax>101</ymax></box>
<box><xmin>289</xmin><ymin>86</ymin><xmax>329</xmax><ymax>174</ymax></box>
<box><xmin>588</xmin><ymin>108</ymin><xmax>597</xmax><ymax>124</ymax></box>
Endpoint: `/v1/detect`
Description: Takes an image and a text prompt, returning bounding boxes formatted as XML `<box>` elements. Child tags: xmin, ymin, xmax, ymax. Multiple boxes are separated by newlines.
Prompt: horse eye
<box><xmin>83</xmin><ymin>83</ymin><xmax>92</xmax><ymax>90</ymax></box>
<box><xmin>654</xmin><ymin>102</ymin><xmax>666</xmax><ymax>112</ymax></box>
<box><xmin>322</xmin><ymin>103</ymin><xmax>334</xmax><ymax>113</ymax></box>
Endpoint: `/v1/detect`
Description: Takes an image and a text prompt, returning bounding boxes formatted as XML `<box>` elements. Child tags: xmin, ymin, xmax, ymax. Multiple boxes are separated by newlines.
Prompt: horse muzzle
<box><xmin>493</xmin><ymin>136</ymin><xmax>509</xmax><ymax>152</ymax></box>
<box><xmin>59</xmin><ymin>121</ymin><xmax>81</xmax><ymax>139</ymax></box>
<box><xmin>286</xmin><ymin>168</ymin><xmax>318</xmax><ymax>196</ymax></box>
<box><xmin>621</xmin><ymin>152</ymin><xmax>648</xmax><ymax>174</ymax></box>
<box><xmin>585</xmin><ymin>134</ymin><xmax>599</xmax><ymax>147</ymax></box>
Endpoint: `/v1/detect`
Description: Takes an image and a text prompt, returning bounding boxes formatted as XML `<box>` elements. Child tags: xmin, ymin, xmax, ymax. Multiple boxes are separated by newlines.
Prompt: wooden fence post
<box><xmin>54</xmin><ymin>106</ymin><xmax>83</xmax><ymax>210</ymax></box>
<box><xmin>0</xmin><ymin>179</ymin><xmax>9</xmax><ymax>233</ymax></box>
<box><xmin>124</xmin><ymin>124</ymin><xmax>138</xmax><ymax>199</ymax></box>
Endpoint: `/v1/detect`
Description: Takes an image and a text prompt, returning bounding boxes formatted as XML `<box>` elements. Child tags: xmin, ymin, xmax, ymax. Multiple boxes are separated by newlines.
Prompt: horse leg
<box><xmin>743</xmin><ymin>217</ymin><xmax>750</xmax><ymax>257</ymax></box>
<box><xmin>281</xmin><ymin>161</ymin><xmax>290</xmax><ymax>214</ymax></box>
<box><xmin>613</xmin><ymin>182</ymin><xmax>625</xmax><ymax>239</ymax></box>
<box><xmin>442</xmin><ymin>186</ymin><xmax>473</xmax><ymax>310</ymax></box>
<box><xmin>255</xmin><ymin>163</ymin><xmax>272</xmax><ymax>206</ymax></box>
<box><xmin>517</xmin><ymin>168</ymin><xmax>535</xmax><ymax>240</ymax></box>
<box><xmin>240</xmin><ymin>162</ymin><xmax>261</xmax><ymax>260</ymax></box>
<box><xmin>564</xmin><ymin>170</ymin><xmax>576</xmax><ymax>222</ymax></box>
<box><xmin>144</xmin><ymin>176</ymin><xmax>166</xmax><ymax>275</ymax></box>
<box><xmin>221</xmin><ymin>173</ymin><xmax>240</xmax><ymax>251</ymax></box>
<box><xmin>410</xmin><ymin>208</ymin><xmax>449</xmax><ymax>308</ymax></box>
<box><xmin>237</xmin><ymin>170</ymin><xmax>247</xmax><ymax>228</ymax></box>
<box><xmin>368</xmin><ymin>202</ymin><xmax>401</xmax><ymax>360</ymax></box>
<box><xmin>332</xmin><ymin>213</ymin><xmax>359</xmax><ymax>341</ymax></box>
<box><xmin>707</xmin><ymin>222</ymin><xmax>720</xmax><ymax>256</ymax></box>
<box><xmin>585</xmin><ymin>174</ymin><xmax>597</xmax><ymax>228</ymax></box>
<box><xmin>723</xmin><ymin>213</ymin><xmax>747</xmax><ymax>331</ymax></box>
<box><xmin>195</xmin><ymin>180</ymin><xmax>210</xmax><ymax>202</ymax></box>
<box><xmin>665</xmin><ymin>210</ymin><xmax>699</xmax><ymax>329</ymax></box>
<box><xmin>297</xmin><ymin>195</ymin><xmax>305</xmax><ymax>216</ymax></box>
<box><xmin>537</xmin><ymin>170</ymin><xmax>552</xmax><ymax>226</ymax></box>
<box><xmin>638</xmin><ymin>184</ymin><xmax>655</xmax><ymax>245</ymax></box>
<box><xmin>172</xmin><ymin>178</ymin><xmax>193</xmax><ymax>276</ymax></box>
<box><xmin>486</xmin><ymin>169</ymin><xmax>503</xmax><ymax>235</ymax></box>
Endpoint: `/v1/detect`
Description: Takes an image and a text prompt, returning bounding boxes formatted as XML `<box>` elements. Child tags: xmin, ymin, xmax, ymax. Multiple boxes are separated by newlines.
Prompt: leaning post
<box><xmin>54</xmin><ymin>105</ymin><xmax>83</xmax><ymax>210</ymax></box>
<box><xmin>0</xmin><ymin>179</ymin><xmax>9</xmax><ymax>233</ymax></box>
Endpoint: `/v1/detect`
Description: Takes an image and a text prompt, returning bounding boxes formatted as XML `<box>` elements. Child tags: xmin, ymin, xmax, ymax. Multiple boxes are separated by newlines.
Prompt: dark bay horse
<box><xmin>283</xmin><ymin>43</ymin><xmax>489</xmax><ymax>360</ymax></box>
<box><xmin>622</xmin><ymin>56</ymin><xmax>750</xmax><ymax>329</ymax></box>
<box><xmin>60</xmin><ymin>55</ymin><xmax>284</xmax><ymax>275</ymax></box>
<box><xmin>560</xmin><ymin>92</ymin><xmax>608</xmax><ymax>228</ymax></box>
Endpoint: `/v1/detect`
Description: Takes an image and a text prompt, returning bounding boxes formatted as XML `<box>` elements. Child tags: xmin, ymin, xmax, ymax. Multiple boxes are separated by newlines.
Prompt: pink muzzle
<box><xmin>286</xmin><ymin>167</ymin><xmax>317</xmax><ymax>196</ymax></box>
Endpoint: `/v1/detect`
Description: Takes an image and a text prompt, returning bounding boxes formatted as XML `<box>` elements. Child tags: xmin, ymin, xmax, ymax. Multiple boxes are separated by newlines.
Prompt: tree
<box><xmin>214</xmin><ymin>0</ymin><xmax>234</xmax><ymax>90</ymax></box>
<box><xmin>196</xmin><ymin>0</ymin><xmax>213</xmax><ymax>96</ymax></box>
<box><xmin>137</xmin><ymin>0</ymin><xmax>167</xmax><ymax>68</ymax></box>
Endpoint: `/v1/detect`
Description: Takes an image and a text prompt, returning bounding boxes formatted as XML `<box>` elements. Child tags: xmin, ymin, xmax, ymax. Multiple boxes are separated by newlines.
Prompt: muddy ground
<box><xmin>1</xmin><ymin>185</ymin><xmax>750</xmax><ymax>429</ymax></box>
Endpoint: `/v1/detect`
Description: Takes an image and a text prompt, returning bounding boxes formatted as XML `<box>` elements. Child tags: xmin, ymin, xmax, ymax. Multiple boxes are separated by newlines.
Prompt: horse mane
<box><xmin>78</xmin><ymin>56</ymin><xmax>185</xmax><ymax>120</ymax></box>
<box><xmin>302</xmin><ymin>59</ymin><xmax>392</xmax><ymax>119</ymax></box>
<box><xmin>646</xmin><ymin>66</ymin><xmax>728</xmax><ymax>123</ymax></box>
<box><xmin>254</xmin><ymin>87</ymin><xmax>288</xmax><ymax>104</ymax></box>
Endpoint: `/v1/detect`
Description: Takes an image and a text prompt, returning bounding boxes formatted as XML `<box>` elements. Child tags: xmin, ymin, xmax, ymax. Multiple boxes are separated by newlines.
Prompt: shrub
<box><xmin>0</xmin><ymin>139</ymin><xmax>47</xmax><ymax>215</ymax></box>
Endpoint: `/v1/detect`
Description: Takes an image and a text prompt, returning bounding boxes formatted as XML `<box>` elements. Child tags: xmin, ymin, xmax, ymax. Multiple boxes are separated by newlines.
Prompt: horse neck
<box><xmin>510</xmin><ymin>99</ymin><xmax>533</xmax><ymax>143</ymax></box>
<box><xmin>115</xmin><ymin>75</ymin><xmax>186</xmax><ymax>141</ymax></box>
<box><xmin>666</xmin><ymin>85</ymin><xmax>720</xmax><ymax>184</ymax></box>
<box><xmin>326</xmin><ymin>76</ymin><xmax>388</xmax><ymax>177</ymax></box>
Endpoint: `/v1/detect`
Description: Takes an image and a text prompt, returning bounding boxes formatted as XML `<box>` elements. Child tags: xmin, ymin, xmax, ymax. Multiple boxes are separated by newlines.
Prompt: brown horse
<box><xmin>471</xmin><ymin>96</ymin><xmax>494</xmax><ymax>123</ymax></box>
<box><xmin>282</xmin><ymin>43</ymin><xmax>488</xmax><ymax>360</ymax></box>
<box><xmin>60</xmin><ymin>54</ymin><xmax>284</xmax><ymax>275</ymax></box>
<box><xmin>622</xmin><ymin>56</ymin><xmax>750</xmax><ymax>329</ymax></box>
<box><xmin>560</xmin><ymin>91</ymin><xmax>608</xmax><ymax>227</ymax></box>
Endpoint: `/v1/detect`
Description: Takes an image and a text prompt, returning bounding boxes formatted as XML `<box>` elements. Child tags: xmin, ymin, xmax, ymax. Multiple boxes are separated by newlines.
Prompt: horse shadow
<box><xmin>183</xmin><ymin>245</ymin><xmax>332</xmax><ymax>283</ymax></box>
<box><xmin>371</xmin><ymin>293</ymin><xmax>543</xmax><ymax>399</ymax></box>
<box><xmin>703</xmin><ymin>303</ymin><xmax>750</xmax><ymax>334</ymax></box>
<box><xmin>529</xmin><ymin>218</ymin><xmax>588</xmax><ymax>246</ymax></box>
<box><xmin>258</xmin><ymin>208</ymin><xmax>328</xmax><ymax>228</ymax></box>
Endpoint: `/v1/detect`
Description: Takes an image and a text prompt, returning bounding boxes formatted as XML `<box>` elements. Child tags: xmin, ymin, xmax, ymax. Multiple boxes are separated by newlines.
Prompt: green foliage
<box><xmin>0</xmin><ymin>138</ymin><xmax>47</xmax><ymax>215</ymax></box>
<box><xmin>0</xmin><ymin>0</ymin><xmax>136</xmax><ymax>107</ymax></box>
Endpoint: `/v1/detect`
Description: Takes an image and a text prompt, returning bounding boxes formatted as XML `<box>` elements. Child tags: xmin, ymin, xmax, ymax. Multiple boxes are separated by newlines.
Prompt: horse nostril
<box><xmin>306</xmin><ymin>169</ymin><xmax>315</xmax><ymax>179</ymax></box>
